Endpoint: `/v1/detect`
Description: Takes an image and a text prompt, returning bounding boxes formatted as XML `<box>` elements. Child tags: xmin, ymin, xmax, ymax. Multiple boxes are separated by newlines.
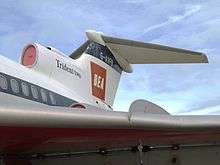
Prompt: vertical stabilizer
<box><xmin>85</xmin><ymin>42</ymin><xmax>122</xmax><ymax>107</ymax></box>
<box><xmin>70</xmin><ymin>41</ymin><xmax>122</xmax><ymax>107</ymax></box>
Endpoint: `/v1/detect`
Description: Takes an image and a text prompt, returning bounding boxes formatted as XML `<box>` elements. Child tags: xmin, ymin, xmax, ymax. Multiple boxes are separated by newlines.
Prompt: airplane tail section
<box><xmin>70</xmin><ymin>30</ymin><xmax>208</xmax><ymax>108</ymax></box>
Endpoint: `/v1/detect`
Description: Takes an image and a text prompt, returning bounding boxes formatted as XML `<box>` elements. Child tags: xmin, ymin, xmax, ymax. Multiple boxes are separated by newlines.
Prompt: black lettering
<box><xmin>56</xmin><ymin>59</ymin><xmax>81</xmax><ymax>79</ymax></box>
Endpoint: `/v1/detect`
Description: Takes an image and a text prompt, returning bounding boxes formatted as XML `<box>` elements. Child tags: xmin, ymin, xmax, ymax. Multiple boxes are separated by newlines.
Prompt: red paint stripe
<box><xmin>4</xmin><ymin>157</ymin><xmax>32</xmax><ymax>165</ymax></box>
<box><xmin>0</xmin><ymin>126</ymin><xmax>220</xmax><ymax>153</ymax></box>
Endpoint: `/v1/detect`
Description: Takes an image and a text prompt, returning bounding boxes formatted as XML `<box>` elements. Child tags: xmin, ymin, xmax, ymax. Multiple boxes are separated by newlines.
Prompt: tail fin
<box><xmin>70</xmin><ymin>41</ymin><xmax>122</xmax><ymax>107</ymax></box>
<box><xmin>70</xmin><ymin>30</ymin><xmax>208</xmax><ymax>108</ymax></box>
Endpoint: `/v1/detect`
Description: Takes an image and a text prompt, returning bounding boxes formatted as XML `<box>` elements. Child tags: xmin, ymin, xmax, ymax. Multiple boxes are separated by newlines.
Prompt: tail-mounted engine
<box><xmin>21</xmin><ymin>43</ymin><xmax>54</xmax><ymax>76</ymax></box>
<box><xmin>21</xmin><ymin>43</ymin><xmax>63</xmax><ymax>77</ymax></box>
<box><xmin>20</xmin><ymin>42</ymin><xmax>84</xmax><ymax>98</ymax></box>
<box><xmin>20</xmin><ymin>43</ymin><xmax>82</xmax><ymax>80</ymax></box>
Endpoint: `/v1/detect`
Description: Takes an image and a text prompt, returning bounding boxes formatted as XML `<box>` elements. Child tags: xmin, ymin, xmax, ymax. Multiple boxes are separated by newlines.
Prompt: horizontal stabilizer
<box><xmin>85</xmin><ymin>30</ymin><xmax>208</xmax><ymax>72</ymax></box>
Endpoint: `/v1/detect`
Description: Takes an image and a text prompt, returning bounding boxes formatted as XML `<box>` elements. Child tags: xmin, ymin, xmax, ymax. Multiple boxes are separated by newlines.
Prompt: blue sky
<box><xmin>0</xmin><ymin>0</ymin><xmax>220</xmax><ymax>114</ymax></box>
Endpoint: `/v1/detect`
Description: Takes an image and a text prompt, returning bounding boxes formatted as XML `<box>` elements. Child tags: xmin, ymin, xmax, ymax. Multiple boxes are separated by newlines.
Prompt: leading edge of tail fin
<box><xmin>85</xmin><ymin>30</ymin><xmax>208</xmax><ymax>73</ymax></box>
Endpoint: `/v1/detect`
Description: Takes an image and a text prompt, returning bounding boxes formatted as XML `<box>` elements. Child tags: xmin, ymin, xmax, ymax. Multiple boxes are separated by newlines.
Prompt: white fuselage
<box><xmin>0</xmin><ymin>51</ymin><xmax>109</xmax><ymax>110</ymax></box>
<box><xmin>0</xmin><ymin>41</ymin><xmax>123</xmax><ymax>111</ymax></box>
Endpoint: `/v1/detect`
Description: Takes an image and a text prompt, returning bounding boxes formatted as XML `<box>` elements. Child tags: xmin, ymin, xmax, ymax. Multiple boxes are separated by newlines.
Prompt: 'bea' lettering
<box><xmin>93</xmin><ymin>74</ymin><xmax>104</xmax><ymax>90</ymax></box>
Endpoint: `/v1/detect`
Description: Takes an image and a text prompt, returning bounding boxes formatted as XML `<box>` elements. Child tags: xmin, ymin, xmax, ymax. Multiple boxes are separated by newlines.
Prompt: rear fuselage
<box><xmin>0</xmin><ymin>41</ymin><xmax>122</xmax><ymax>110</ymax></box>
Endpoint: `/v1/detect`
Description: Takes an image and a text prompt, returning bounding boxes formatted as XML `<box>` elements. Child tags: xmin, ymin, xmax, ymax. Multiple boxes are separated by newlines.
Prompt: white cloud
<box><xmin>178</xmin><ymin>105</ymin><xmax>220</xmax><ymax>115</ymax></box>
<box><xmin>143</xmin><ymin>5</ymin><xmax>202</xmax><ymax>34</ymax></box>
<box><xmin>125</xmin><ymin>0</ymin><xmax>148</xmax><ymax>3</ymax></box>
